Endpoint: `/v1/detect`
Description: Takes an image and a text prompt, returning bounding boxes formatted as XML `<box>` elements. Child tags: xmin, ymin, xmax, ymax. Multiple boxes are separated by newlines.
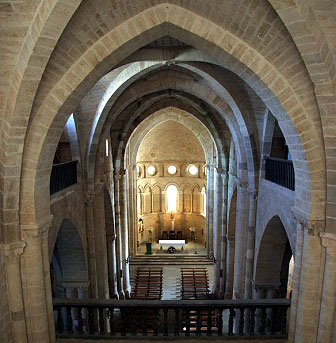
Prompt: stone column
<box><xmin>64</xmin><ymin>284</ymin><xmax>78</xmax><ymax>332</ymax></box>
<box><xmin>288</xmin><ymin>219</ymin><xmax>304</xmax><ymax>342</ymax></box>
<box><xmin>213</xmin><ymin>167</ymin><xmax>223</xmax><ymax>296</ymax></box>
<box><xmin>21</xmin><ymin>224</ymin><xmax>51</xmax><ymax>342</ymax></box>
<box><xmin>219</xmin><ymin>170</ymin><xmax>228</xmax><ymax>298</ymax></box>
<box><xmin>114</xmin><ymin>173</ymin><xmax>125</xmax><ymax>298</ymax></box>
<box><xmin>318</xmin><ymin>233</ymin><xmax>336</xmax><ymax>342</ymax></box>
<box><xmin>206</xmin><ymin>164</ymin><xmax>214</xmax><ymax>258</ymax></box>
<box><xmin>225</xmin><ymin>236</ymin><xmax>235</xmax><ymax>299</ymax></box>
<box><xmin>1</xmin><ymin>241</ymin><xmax>27</xmax><ymax>342</ymax></box>
<box><xmin>294</xmin><ymin>220</ymin><xmax>325</xmax><ymax>343</ymax></box>
<box><xmin>93</xmin><ymin>184</ymin><xmax>109</xmax><ymax>300</ymax></box>
<box><xmin>244</xmin><ymin>189</ymin><xmax>257</xmax><ymax>299</ymax></box>
<box><xmin>106</xmin><ymin>233</ymin><xmax>118</xmax><ymax>299</ymax></box>
<box><xmin>41</xmin><ymin>221</ymin><xmax>56</xmax><ymax>343</ymax></box>
<box><xmin>77</xmin><ymin>284</ymin><xmax>89</xmax><ymax>332</ymax></box>
<box><xmin>232</xmin><ymin>177</ymin><xmax>248</xmax><ymax>300</ymax></box>
<box><xmin>85</xmin><ymin>193</ymin><xmax>98</xmax><ymax>300</ymax></box>
<box><xmin>253</xmin><ymin>284</ymin><xmax>265</xmax><ymax>334</ymax></box>
<box><xmin>121</xmin><ymin>171</ymin><xmax>131</xmax><ymax>297</ymax></box>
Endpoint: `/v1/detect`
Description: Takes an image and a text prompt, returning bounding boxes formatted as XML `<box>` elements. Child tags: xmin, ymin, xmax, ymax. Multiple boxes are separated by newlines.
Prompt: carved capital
<box><xmin>94</xmin><ymin>182</ymin><xmax>104</xmax><ymax>195</ymax></box>
<box><xmin>247</xmin><ymin>188</ymin><xmax>258</xmax><ymax>200</ymax></box>
<box><xmin>85</xmin><ymin>192</ymin><xmax>95</xmax><ymax>206</ymax></box>
<box><xmin>234</xmin><ymin>177</ymin><xmax>248</xmax><ymax>189</ymax></box>
<box><xmin>21</xmin><ymin>216</ymin><xmax>53</xmax><ymax>245</ymax></box>
<box><xmin>1</xmin><ymin>241</ymin><xmax>26</xmax><ymax>265</ymax></box>
<box><xmin>306</xmin><ymin>220</ymin><xmax>325</xmax><ymax>236</ymax></box>
<box><xmin>320</xmin><ymin>233</ymin><xmax>336</xmax><ymax>256</ymax></box>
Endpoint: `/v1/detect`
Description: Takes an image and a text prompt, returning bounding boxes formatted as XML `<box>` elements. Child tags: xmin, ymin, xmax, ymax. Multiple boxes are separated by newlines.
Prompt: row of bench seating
<box><xmin>180</xmin><ymin>268</ymin><xmax>210</xmax><ymax>300</ymax></box>
<box><xmin>131</xmin><ymin>267</ymin><xmax>163</xmax><ymax>300</ymax></box>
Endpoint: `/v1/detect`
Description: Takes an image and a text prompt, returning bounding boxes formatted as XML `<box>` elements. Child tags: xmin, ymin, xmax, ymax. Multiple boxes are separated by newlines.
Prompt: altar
<box><xmin>159</xmin><ymin>239</ymin><xmax>186</xmax><ymax>252</ymax></box>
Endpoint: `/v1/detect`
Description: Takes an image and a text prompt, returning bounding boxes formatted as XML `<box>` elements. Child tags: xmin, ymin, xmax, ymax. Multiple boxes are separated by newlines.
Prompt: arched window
<box><xmin>201</xmin><ymin>186</ymin><xmax>206</xmax><ymax>216</ymax></box>
<box><xmin>167</xmin><ymin>185</ymin><xmax>178</xmax><ymax>212</ymax></box>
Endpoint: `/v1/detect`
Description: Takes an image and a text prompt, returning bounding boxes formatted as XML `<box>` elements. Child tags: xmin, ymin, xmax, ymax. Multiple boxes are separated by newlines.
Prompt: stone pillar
<box><xmin>1</xmin><ymin>241</ymin><xmax>27</xmax><ymax>342</ymax></box>
<box><xmin>213</xmin><ymin>167</ymin><xmax>223</xmax><ymax>296</ymax></box>
<box><xmin>21</xmin><ymin>223</ymin><xmax>51</xmax><ymax>342</ymax></box>
<box><xmin>114</xmin><ymin>173</ymin><xmax>125</xmax><ymax>298</ymax></box>
<box><xmin>77</xmin><ymin>284</ymin><xmax>89</xmax><ymax>332</ymax></box>
<box><xmin>232</xmin><ymin>177</ymin><xmax>248</xmax><ymax>299</ymax></box>
<box><xmin>206</xmin><ymin>164</ymin><xmax>214</xmax><ymax>258</ymax></box>
<box><xmin>64</xmin><ymin>284</ymin><xmax>78</xmax><ymax>332</ymax></box>
<box><xmin>106</xmin><ymin>233</ymin><xmax>118</xmax><ymax>299</ymax></box>
<box><xmin>288</xmin><ymin>220</ymin><xmax>304</xmax><ymax>342</ymax></box>
<box><xmin>318</xmin><ymin>233</ymin><xmax>336</xmax><ymax>343</ymax></box>
<box><xmin>294</xmin><ymin>220</ymin><xmax>325</xmax><ymax>343</ymax></box>
<box><xmin>85</xmin><ymin>193</ymin><xmax>98</xmax><ymax>300</ymax></box>
<box><xmin>93</xmin><ymin>185</ymin><xmax>109</xmax><ymax>300</ymax></box>
<box><xmin>244</xmin><ymin>189</ymin><xmax>257</xmax><ymax>299</ymax></box>
<box><xmin>225</xmin><ymin>236</ymin><xmax>235</xmax><ymax>299</ymax></box>
<box><xmin>219</xmin><ymin>170</ymin><xmax>228</xmax><ymax>298</ymax></box>
<box><xmin>253</xmin><ymin>284</ymin><xmax>265</xmax><ymax>334</ymax></box>
<box><xmin>41</xmin><ymin>222</ymin><xmax>56</xmax><ymax>343</ymax></box>
<box><xmin>121</xmin><ymin>171</ymin><xmax>131</xmax><ymax>297</ymax></box>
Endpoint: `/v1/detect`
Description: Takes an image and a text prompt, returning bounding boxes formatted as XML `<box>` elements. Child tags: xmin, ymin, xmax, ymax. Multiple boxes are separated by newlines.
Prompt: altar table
<box><xmin>159</xmin><ymin>239</ymin><xmax>186</xmax><ymax>251</ymax></box>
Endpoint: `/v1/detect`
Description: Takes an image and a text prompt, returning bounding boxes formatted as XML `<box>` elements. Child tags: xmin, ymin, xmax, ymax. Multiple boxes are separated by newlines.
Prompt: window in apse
<box><xmin>167</xmin><ymin>185</ymin><xmax>178</xmax><ymax>212</ymax></box>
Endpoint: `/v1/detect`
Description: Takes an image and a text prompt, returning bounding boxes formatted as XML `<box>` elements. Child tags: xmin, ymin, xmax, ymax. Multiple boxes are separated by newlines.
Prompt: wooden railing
<box><xmin>53</xmin><ymin>298</ymin><xmax>290</xmax><ymax>339</ymax></box>
<box><xmin>50</xmin><ymin>161</ymin><xmax>78</xmax><ymax>195</ymax></box>
<box><xmin>265</xmin><ymin>157</ymin><xmax>295</xmax><ymax>191</ymax></box>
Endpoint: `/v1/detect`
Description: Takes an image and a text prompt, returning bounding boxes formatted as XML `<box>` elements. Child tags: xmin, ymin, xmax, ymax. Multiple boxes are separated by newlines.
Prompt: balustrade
<box><xmin>50</xmin><ymin>161</ymin><xmax>78</xmax><ymax>195</ymax></box>
<box><xmin>265</xmin><ymin>157</ymin><xmax>295</xmax><ymax>190</ymax></box>
<box><xmin>53</xmin><ymin>298</ymin><xmax>290</xmax><ymax>339</ymax></box>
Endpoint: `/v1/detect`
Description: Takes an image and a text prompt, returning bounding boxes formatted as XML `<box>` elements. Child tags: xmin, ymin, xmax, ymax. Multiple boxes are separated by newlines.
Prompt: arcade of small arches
<box><xmin>0</xmin><ymin>1</ymin><xmax>336</xmax><ymax>343</ymax></box>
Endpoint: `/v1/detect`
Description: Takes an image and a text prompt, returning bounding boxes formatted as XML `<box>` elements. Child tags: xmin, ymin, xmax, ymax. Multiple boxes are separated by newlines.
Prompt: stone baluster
<box><xmin>1</xmin><ymin>241</ymin><xmax>27</xmax><ymax>342</ymax></box>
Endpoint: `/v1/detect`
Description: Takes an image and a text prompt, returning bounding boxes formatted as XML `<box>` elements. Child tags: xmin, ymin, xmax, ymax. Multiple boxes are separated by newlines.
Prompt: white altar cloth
<box><xmin>159</xmin><ymin>239</ymin><xmax>186</xmax><ymax>249</ymax></box>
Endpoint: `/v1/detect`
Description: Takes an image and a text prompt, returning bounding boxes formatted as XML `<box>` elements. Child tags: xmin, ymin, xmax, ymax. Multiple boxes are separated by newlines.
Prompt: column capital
<box><xmin>0</xmin><ymin>241</ymin><xmax>26</xmax><ymax>265</ymax></box>
<box><xmin>85</xmin><ymin>191</ymin><xmax>95</xmax><ymax>206</ymax></box>
<box><xmin>215</xmin><ymin>167</ymin><xmax>227</xmax><ymax>175</ymax></box>
<box><xmin>247</xmin><ymin>188</ymin><xmax>258</xmax><ymax>199</ymax></box>
<box><xmin>293</xmin><ymin>214</ymin><xmax>325</xmax><ymax>237</ymax></box>
<box><xmin>234</xmin><ymin>176</ymin><xmax>248</xmax><ymax>189</ymax></box>
<box><xmin>320</xmin><ymin>233</ymin><xmax>336</xmax><ymax>255</ymax></box>
<box><xmin>20</xmin><ymin>215</ymin><xmax>53</xmax><ymax>245</ymax></box>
